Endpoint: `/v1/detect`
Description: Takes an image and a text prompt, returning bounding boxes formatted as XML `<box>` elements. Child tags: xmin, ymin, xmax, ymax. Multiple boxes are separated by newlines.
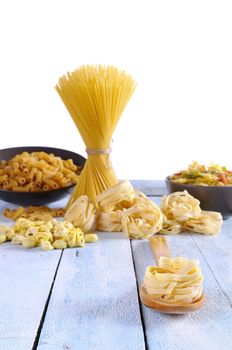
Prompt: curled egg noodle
<box><xmin>161</xmin><ymin>190</ymin><xmax>201</xmax><ymax>222</ymax></box>
<box><xmin>143</xmin><ymin>256</ymin><xmax>203</xmax><ymax>305</ymax></box>
<box><xmin>160</xmin><ymin>191</ymin><xmax>222</xmax><ymax>235</ymax></box>
<box><xmin>96</xmin><ymin>181</ymin><xmax>163</xmax><ymax>238</ymax></box>
<box><xmin>64</xmin><ymin>195</ymin><xmax>96</xmax><ymax>233</ymax></box>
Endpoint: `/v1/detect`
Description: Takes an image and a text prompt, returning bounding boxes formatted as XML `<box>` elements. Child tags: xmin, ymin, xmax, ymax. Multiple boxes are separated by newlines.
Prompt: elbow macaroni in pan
<box><xmin>0</xmin><ymin>151</ymin><xmax>82</xmax><ymax>192</ymax></box>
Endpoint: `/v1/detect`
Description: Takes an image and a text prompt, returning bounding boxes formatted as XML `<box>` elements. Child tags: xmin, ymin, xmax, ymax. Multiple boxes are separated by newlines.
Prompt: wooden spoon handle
<box><xmin>149</xmin><ymin>236</ymin><xmax>170</xmax><ymax>264</ymax></box>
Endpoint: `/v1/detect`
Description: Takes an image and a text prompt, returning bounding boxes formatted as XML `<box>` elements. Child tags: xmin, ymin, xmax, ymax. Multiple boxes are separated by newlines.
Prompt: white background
<box><xmin>0</xmin><ymin>0</ymin><xmax>232</xmax><ymax>180</ymax></box>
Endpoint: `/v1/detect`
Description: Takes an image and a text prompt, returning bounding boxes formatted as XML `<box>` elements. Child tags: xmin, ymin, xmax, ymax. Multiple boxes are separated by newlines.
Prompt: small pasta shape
<box><xmin>0</xmin><ymin>151</ymin><xmax>82</xmax><ymax>192</ymax></box>
<box><xmin>3</xmin><ymin>206</ymin><xmax>65</xmax><ymax>221</ymax></box>
<box><xmin>43</xmin><ymin>178</ymin><xmax>59</xmax><ymax>189</ymax></box>
<box><xmin>0</xmin><ymin>218</ymin><xmax>93</xmax><ymax>251</ymax></box>
<box><xmin>0</xmin><ymin>218</ymin><xmax>95</xmax><ymax>250</ymax></box>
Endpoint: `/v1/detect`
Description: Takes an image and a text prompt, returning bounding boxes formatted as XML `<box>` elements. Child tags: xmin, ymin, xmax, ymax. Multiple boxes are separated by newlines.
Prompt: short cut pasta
<box><xmin>3</xmin><ymin>206</ymin><xmax>65</xmax><ymax>221</ymax></box>
<box><xmin>0</xmin><ymin>151</ymin><xmax>82</xmax><ymax>192</ymax></box>
<box><xmin>0</xmin><ymin>218</ymin><xmax>99</xmax><ymax>251</ymax></box>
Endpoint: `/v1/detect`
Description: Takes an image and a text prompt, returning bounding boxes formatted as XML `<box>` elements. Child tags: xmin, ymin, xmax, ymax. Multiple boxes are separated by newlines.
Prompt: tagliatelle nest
<box><xmin>159</xmin><ymin>215</ymin><xmax>182</xmax><ymax>234</ymax></box>
<box><xmin>97</xmin><ymin>180</ymin><xmax>135</xmax><ymax>209</ymax></box>
<box><xmin>96</xmin><ymin>181</ymin><xmax>163</xmax><ymax>238</ymax></box>
<box><xmin>161</xmin><ymin>190</ymin><xmax>201</xmax><ymax>221</ymax></box>
<box><xmin>122</xmin><ymin>200</ymin><xmax>163</xmax><ymax>239</ymax></box>
<box><xmin>143</xmin><ymin>256</ymin><xmax>203</xmax><ymax>305</ymax></box>
<box><xmin>64</xmin><ymin>195</ymin><xmax>96</xmax><ymax>233</ymax></box>
<box><xmin>96</xmin><ymin>209</ymin><xmax>124</xmax><ymax>232</ymax></box>
<box><xmin>183</xmin><ymin>210</ymin><xmax>223</xmax><ymax>235</ymax></box>
<box><xmin>160</xmin><ymin>191</ymin><xmax>223</xmax><ymax>235</ymax></box>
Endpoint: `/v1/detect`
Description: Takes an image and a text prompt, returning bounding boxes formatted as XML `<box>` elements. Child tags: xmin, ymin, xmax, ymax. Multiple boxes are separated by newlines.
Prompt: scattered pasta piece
<box><xmin>0</xmin><ymin>151</ymin><xmax>82</xmax><ymax>192</ymax></box>
<box><xmin>41</xmin><ymin>240</ymin><xmax>54</xmax><ymax>251</ymax></box>
<box><xmin>3</xmin><ymin>206</ymin><xmax>65</xmax><ymax>221</ymax></box>
<box><xmin>160</xmin><ymin>191</ymin><xmax>223</xmax><ymax>235</ymax></box>
<box><xmin>0</xmin><ymin>218</ymin><xmax>100</xmax><ymax>250</ymax></box>
<box><xmin>64</xmin><ymin>195</ymin><xmax>96</xmax><ymax>233</ymax></box>
<box><xmin>85</xmin><ymin>233</ymin><xmax>99</xmax><ymax>243</ymax></box>
<box><xmin>143</xmin><ymin>256</ymin><xmax>203</xmax><ymax>305</ymax></box>
<box><xmin>53</xmin><ymin>239</ymin><xmax>68</xmax><ymax>249</ymax></box>
<box><xmin>0</xmin><ymin>232</ymin><xmax>7</xmax><ymax>243</ymax></box>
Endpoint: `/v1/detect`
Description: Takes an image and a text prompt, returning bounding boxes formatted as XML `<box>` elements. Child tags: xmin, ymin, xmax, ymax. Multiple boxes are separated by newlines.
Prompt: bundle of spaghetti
<box><xmin>160</xmin><ymin>191</ymin><xmax>223</xmax><ymax>235</ymax></box>
<box><xmin>143</xmin><ymin>256</ymin><xmax>203</xmax><ymax>304</ymax></box>
<box><xmin>96</xmin><ymin>180</ymin><xmax>163</xmax><ymax>238</ymax></box>
<box><xmin>64</xmin><ymin>195</ymin><xmax>96</xmax><ymax>233</ymax></box>
<box><xmin>56</xmin><ymin>65</ymin><xmax>136</xmax><ymax>208</ymax></box>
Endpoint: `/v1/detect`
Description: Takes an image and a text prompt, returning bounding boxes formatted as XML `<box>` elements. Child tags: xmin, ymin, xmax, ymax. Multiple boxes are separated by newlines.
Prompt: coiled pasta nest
<box><xmin>160</xmin><ymin>191</ymin><xmax>222</xmax><ymax>235</ymax></box>
<box><xmin>143</xmin><ymin>256</ymin><xmax>203</xmax><ymax>305</ymax></box>
<box><xmin>64</xmin><ymin>195</ymin><xmax>96</xmax><ymax>233</ymax></box>
<box><xmin>96</xmin><ymin>180</ymin><xmax>163</xmax><ymax>239</ymax></box>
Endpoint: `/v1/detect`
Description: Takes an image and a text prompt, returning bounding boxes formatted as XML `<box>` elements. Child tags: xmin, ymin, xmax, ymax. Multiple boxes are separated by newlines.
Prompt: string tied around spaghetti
<box><xmin>85</xmin><ymin>148</ymin><xmax>112</xmax><ymax>155</ymax></box>
<box><xmin>86</xmin><ymin>148</ymin><xmax>112</xmax><ymax>168</ymax></box>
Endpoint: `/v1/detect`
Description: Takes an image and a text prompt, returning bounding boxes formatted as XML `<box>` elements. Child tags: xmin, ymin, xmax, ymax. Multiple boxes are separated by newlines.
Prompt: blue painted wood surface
<box><xmin>131</xmin><ymin>196</ymin><xmax>232</xmax><ymax>350</ymax></box>
<box><xmin>37</xmin><ymin>233</ymin><xmax>145</xmax><ymax>350</ymax></box>
<box><xmin>0</xmin><ymin>181</ymin><xmax>231</xmax><ymax>350</ymax></box>
<box><xmin>0</xmin><ymin>199</ymin><xmax>64</xmax><ymax>350</ymax></box>
<box><xmin>131</xmin><ymin>180</ymin><xmax>166</xmax><ymax>196</ymax></box>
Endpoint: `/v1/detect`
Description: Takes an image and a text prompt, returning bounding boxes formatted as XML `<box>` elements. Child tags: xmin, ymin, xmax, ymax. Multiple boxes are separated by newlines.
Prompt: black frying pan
<box><xmin>0</xmin><ymin>146</ymin><xmax>86</xmax><ymax>206</ymax></box>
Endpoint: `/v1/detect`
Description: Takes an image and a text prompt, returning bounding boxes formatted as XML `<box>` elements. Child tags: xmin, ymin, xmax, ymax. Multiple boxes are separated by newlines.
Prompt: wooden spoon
<box><xmin>140</xmin><ymin>236</ymin><xmax>205</xmax><ymax>314</ymax></box>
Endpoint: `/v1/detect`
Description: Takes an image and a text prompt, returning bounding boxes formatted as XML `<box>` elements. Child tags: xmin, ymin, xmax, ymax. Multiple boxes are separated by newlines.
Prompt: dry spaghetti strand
<box><xmin>56</xmin><ymin>65</ymin><xmax>136</xmax><ymax>207</ymax></box>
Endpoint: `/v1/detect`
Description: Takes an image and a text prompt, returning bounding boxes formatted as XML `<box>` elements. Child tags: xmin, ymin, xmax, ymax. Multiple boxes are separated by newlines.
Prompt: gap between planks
<box><xmin>32</xmin><ymin>250</ymin><xmax>64</xmax><ymax>350</ymax></box>
<box><xmin>190</xmin><ymin>235</ymin><xmax>232</xmax><ymax>308</ymax></box>
<box><xmin>130</xmin><ymin>240</ymin><xmax>148</xmax><ymax>350</ymax></box>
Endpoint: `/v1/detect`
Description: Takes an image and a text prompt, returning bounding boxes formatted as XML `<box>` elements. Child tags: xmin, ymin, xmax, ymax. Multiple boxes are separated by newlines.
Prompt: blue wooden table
<box><xmin>0</xmin><ymin>181</ymin><xmax>232</xmax><ymax>350</ymax></box>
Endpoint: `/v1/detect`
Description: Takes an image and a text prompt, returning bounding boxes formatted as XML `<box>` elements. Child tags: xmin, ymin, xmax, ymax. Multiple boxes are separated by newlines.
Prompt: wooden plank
<box><xmin>132</xmin><ymin>196</ymin><xmax>232</xmax><ymax>350</ymax></box>
<box><xmin>37</xmin><ymin>233</ymin><xmax>145</xmax><ymax>350</ymax></box>
<box><xmin>131</xmin><ymin>180</ymin><xmax>166</xmax><ymax>196</ymax></box>
<box><xmin>0</xmin><ymin>243</ymin><xmax>62</xmax><ymax>350</ymax></box>
<box><xmin>0</xmin><ymin>199</ymin><xmax>63</xmax><ymax>350</ymax></box>
<box><xmin>191</xmin><ymin>216</ymin><xmax>232</xmax><ymax>305</ymax></box>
